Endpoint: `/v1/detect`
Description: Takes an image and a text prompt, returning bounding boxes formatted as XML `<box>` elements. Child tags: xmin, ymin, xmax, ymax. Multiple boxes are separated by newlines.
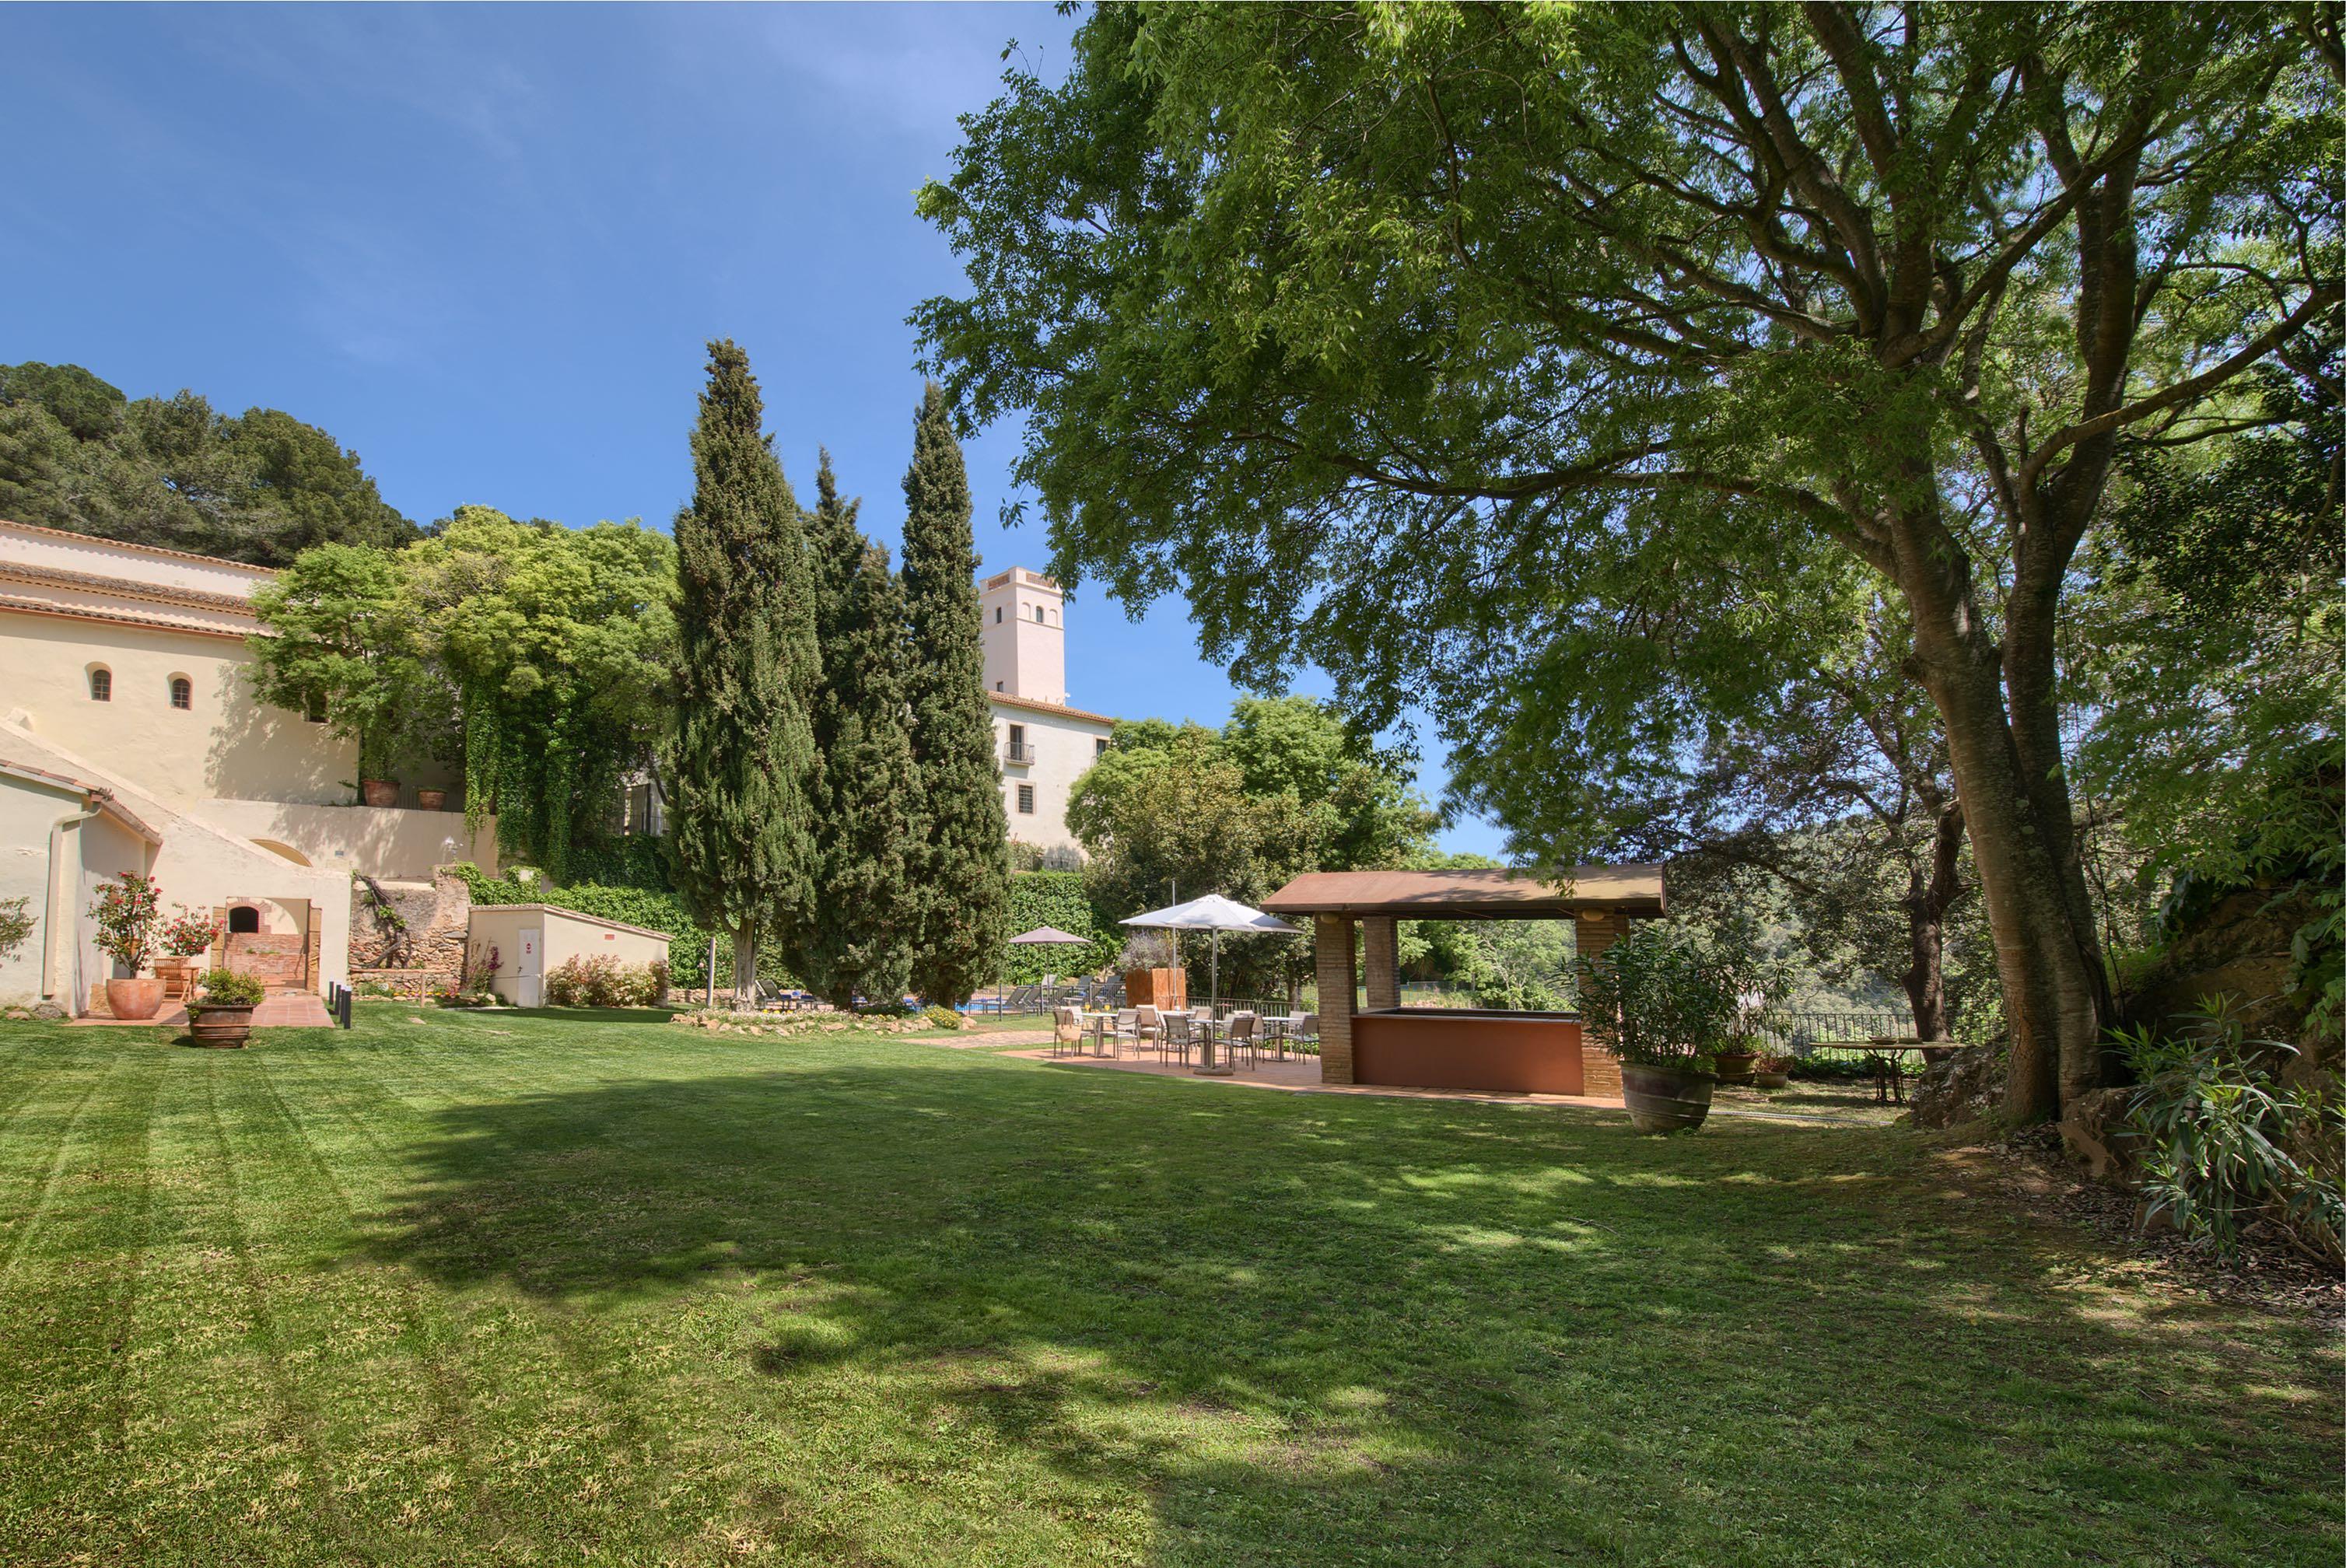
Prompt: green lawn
<box><xmin>1</xmin><ymin>1013</ymin><xmax>2334</xmax><ymax>1566</ymax></box>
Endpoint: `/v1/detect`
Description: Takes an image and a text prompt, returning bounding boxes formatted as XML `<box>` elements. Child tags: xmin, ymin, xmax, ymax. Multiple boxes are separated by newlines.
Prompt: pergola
<box><xmin>1261</xmin><ymin>866</ymin><xmax>1665</xmax><ymax>1096</ymax></box>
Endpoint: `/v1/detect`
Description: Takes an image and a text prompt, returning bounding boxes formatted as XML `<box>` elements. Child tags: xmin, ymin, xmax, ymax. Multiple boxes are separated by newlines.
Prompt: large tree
<box><xmin>0</xmin><ymin>363</ymin><xmax>417</xmax><ymax>565</ymax></box>
<box><xmin>664</xmin><ymin>341</ymin><xmax>822</xmax><ymax>1004</ymax></box>
<box><xmin>800</xmin><ymin>452</ymin><xmax>923</xmax><ymax>1009</ymax></box>
<box><xmin>898</xmin><ymin>383</ymin><xmax>1011</xmax><ymax>1006</ymax></box>
<box><xmin>918</xmin><ymin>2</ymin><xmax>2338</xmax><ymax>1120</ymax></box>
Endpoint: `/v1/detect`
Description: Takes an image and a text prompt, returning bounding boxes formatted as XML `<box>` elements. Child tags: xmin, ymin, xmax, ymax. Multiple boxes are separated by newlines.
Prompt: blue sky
<box><xmin>0</xmin><ymin>2</ymin><xmax>1506</xmax><ymax>857</ymax></box>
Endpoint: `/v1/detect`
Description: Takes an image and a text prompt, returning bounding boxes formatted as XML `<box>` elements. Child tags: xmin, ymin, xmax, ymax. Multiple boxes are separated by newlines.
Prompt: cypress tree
<box><xmin>898</xmin><ymin>383</ymin><xmax>1010</xmax><ymax>1006</ymax></box>
<box><xmin>663</xmin><ymin>339</ymin><xmax>821</xmax><ymax>1003</ymax></box>
<box><xmin>800</xmin><ymin>452</ymin><xmax>922</xmax><ymax>1008</ymax></box>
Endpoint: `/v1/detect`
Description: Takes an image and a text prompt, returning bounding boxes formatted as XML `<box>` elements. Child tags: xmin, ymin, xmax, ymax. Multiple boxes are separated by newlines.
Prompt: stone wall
<box><xmin>349</xmin><ymin>870</ymin><xmax>471</xmax><ymax>996</ymax></box>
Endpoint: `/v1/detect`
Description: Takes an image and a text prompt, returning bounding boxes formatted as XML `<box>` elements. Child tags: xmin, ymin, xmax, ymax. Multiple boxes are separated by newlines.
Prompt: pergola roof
<box><xmin>1262</xmin><ymin>866</ymin><xmax>1665</xmax><ymax>921</ymax></box>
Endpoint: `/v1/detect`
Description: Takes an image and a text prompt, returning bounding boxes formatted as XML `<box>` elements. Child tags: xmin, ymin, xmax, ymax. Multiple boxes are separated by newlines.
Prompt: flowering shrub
<box><xmin>544</xmin><ymin>954</ymin><xmax>670</xmax><ymax>1008</ymax></box>
<box><xmin>159</xmin><ymin>905</ymin><xmax>222</xmax><ymax>961</ymax></box>
<box><xmin>87</xmin><ymin>872</ymin><xmax>163</xmax><ymax>971</ymax></box>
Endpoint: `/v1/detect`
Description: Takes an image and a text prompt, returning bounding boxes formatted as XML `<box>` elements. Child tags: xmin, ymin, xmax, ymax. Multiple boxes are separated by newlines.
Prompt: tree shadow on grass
<box><xmin>345</xmin><ymin>1050</ymin><xmax>2340</xmax><ymax>1566</ymax></box>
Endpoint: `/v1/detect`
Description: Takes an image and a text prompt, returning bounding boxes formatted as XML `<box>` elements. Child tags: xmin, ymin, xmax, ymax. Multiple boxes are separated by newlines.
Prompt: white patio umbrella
<box><xmin>999</xmin><ymin>925</ymin><xmax>1095</xmax><ymax>1011</ymax></box>
<box><xmin>1119</xmin><ymin>894</ymin><xmax>1301</xmax><ymax>1010</ymax></box>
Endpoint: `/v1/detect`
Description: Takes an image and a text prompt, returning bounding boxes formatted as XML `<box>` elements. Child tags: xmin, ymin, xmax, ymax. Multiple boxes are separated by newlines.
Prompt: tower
<box><xmin>977</xmin><ymin>567</ymin><xmax>1067</xmax><ymax>705</ymax></box>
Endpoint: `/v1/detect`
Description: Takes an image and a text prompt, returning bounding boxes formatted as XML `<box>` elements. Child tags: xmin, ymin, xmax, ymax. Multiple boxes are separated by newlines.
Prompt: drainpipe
<box><xmin>43</xmin><ymin>796</ymin><xmax>103</xmax><ymax>1010</ymax></box>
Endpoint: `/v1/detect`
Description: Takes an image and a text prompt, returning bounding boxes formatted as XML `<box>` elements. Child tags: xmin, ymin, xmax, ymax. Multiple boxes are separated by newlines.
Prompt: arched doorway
<box><xmin>228</xmin><ymin>905</ymin><xmax>261</xmax><ymax>933</ymax></box>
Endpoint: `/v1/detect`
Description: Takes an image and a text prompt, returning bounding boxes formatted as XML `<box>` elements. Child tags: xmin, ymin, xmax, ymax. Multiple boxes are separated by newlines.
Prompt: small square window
<box><xmin>1016</xmin><ymin>784</ymin><xmax>1035</xmax><ymax>814</ymax></box>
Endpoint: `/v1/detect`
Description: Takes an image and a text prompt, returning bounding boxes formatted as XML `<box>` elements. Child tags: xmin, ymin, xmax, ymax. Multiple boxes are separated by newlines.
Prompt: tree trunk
<box><xmin>732</xmin><ymin>926</ymin><xmax>757</xmax><ymax>1009</ymax></box>
<box><xmin>1895</xmin><ymin>521</ymin><xmax>2103</xmax><ymax>1124</ymax></box>
<box><xmin>1900</xmin><ymin>798</ymin><xmax>1966</xmax><ymax>1041</ymax></box>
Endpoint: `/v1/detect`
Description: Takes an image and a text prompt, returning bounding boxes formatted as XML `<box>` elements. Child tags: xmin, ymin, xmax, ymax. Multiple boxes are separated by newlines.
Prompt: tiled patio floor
<box><xmin>1001</xmin><ymin>1044</ymin><xmax>1631</xmax><ymax>1110</ymax></box>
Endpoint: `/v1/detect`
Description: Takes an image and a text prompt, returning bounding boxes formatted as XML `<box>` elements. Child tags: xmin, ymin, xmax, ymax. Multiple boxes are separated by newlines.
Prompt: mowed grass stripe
<box><xmin>0</xmin><ymin>1017</ymin><xmax>2334</xmax><ymax>1568</ymax></box>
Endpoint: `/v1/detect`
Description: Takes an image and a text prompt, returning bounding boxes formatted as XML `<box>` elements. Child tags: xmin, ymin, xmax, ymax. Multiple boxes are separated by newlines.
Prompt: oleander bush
<box><xmin>544</xmin><ymin>955</ymin><xmax>669</xmax><ymax>1009</ymax></box>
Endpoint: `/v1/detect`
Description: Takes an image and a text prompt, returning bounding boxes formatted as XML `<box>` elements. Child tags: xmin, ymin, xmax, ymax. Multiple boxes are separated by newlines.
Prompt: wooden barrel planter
<box><xmin>1712</xmin><ymin>1050</ymin><xmax>1758</xmax><ymax>1085</ymax></box>
<box><xmin>187</xmin><ymin>1005</ymin><xmax>257</xmax><ymax>1048</ymax></box>
<box><xmin>1621</xmin><ymin>1063</ymin><xmax>1717</xmax><ymax>1134</ymax></box>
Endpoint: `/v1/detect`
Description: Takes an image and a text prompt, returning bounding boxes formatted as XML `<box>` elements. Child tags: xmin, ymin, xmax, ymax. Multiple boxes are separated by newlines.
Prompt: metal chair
<box><xmin>1224</xmin><ymin>1013</ymin><xmax>1259</xmax><ymax>1069</ymax></box>
<box><xmin>1051</xmin><ymin>1006</ymin><xmax>1083</xmax><ymax>1057</ymax></box>
<box><xmin>1294</xmin><ymin>1012</ymin><xmax>1319</xmax><ymax>1057</ymax></box>
<box><xmin>1114</xmin><ymin>1009</ymin><xmax>1139</xmax><ymax>1056</ymax></box>
<box><xmin>1134</xmin><ymin>1004</ymin><xmax>1161</xmax><ymax>1052</ymax></box>
<box><xmin>1161</xmin><ymin>1011</ymin><xmax>1194</xmax><ymax>1066</ymax></box>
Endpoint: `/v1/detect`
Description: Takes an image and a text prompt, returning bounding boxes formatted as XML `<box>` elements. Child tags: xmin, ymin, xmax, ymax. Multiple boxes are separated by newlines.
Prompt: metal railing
<box><xmin>1767</xmin><ymin>1010</ymin><xmax>1919</xmax><ymax>1056</ymax></box>
<box><xmin>1003</xmin><ymin>741</ymin><xmax>1036</xmax><ymax>765</ymax></box>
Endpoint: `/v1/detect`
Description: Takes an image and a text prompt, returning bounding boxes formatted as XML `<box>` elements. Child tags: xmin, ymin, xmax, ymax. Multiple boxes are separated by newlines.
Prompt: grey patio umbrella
<box><xmin>999</xmin><ymin>924</ymin><xmax>1095</xmax><ymax>1010</ymax></box>
<box><xmin>1119</xmin><ymin>894</ymin><xmax>1301</xmax><ymax>1010</ymax></box>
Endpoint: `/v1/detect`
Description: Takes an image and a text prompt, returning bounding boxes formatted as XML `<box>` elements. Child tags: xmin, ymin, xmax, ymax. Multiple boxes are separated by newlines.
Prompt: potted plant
<box><xmin>187</xmin><ymin>967</ymin><xmax>265</xmax><ymax>1047</ymax></box>
<box><xmin>88</xmin><ymin>871</ymin><xmax>166</xmax><ymax>1020</ymax></box>
<box><xmin>1119</xmin><ymin>931</ymin><xmax>1186</xmax><ymax>1012</ymax></box>
<box><xmin>1752</xmin><ymin>1052</ymin><xmax>1795</xmax><ymax>1090</ymax></box>
<box><xmin>415</xmin><ymin>786</ymin><xmax>448</xmax><ymax>810</ymax></box>
<box><xmin>359</xmin><ymin>778</ymin><xmax>400</xmax><ymax>807</ymax></box>
<box><xmin>156</xmin><ymin>905</ymin><xmax>221</xmax><ymax>999</ymax></box>
<box><xmin>1577</xmin><ymin>922</ymin><xmax>1737</xmax><ymax>1134</ymax></box>
<box><xmin>1706</xmin><ymin>910</ymin><xmax>1793</xmax><ymax>1087</ymax></box>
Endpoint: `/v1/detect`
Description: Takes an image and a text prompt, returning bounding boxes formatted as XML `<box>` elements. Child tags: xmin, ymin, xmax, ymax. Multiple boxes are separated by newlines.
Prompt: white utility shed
<box><xmin>466</xmin><ymin>904</ymin><xmax>671</xmax><ymax>1006</ymax></box>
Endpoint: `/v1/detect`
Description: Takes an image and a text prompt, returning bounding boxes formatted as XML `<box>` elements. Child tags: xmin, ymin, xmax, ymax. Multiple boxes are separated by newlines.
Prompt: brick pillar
<box><xmin>1361</xmin><ymin>915</ymin><xmax>1400</xmax><ymax>1011</ymax></box>
<box><xmin>1574</xmin><ymin>909</ymin><xmax>1629</xmax><ymax>967</ymax></box>
<box><xmin>1574</xmin><ymin>909</ymin><xmax>1632</xmax><ymax>1100</ymax></box>
<box><xmin>1314</xmin><ymin>913</ymin><xmax>1357</xmax><ymax>1085</ymax></box>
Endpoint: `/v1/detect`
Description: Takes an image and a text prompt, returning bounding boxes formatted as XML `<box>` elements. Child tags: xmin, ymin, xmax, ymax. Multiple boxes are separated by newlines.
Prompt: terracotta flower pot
<box><xmin>1752</xmin><ymin>1067</ymin><xmax>1791</xmax><ymax>1090</ymax></box>
<box><xmin>187</xmin><ymin>1004</ymin><xmax>256</xmax><ymax>1048</ymax></box>
<box><xmin>415</xmin><ymin>788</ymin><xmax>448</xmax><ymax>811</ymax></box>
<box><xmin>360</xmin><ymin>779</ymin><xmax>400</xmax><ymax>808</ymax></box>
<box><xmin>156</xmin><ymin>960</ymin><xmax>194</xmax><ymax>999</ymax></box>
<box><xmin>1620</xmin><ymin>1062</ymin><xmax>1717</xmax><ymax>1134</ymax></box>
<box><xmin>1713</xmin><ymin>1050</ymin><xmax>1758</xmax><ymax>1086</ymax></box>
<box><xmin>105</xmin><ymin>976</ymin><xmax>166</xmax><ymax>1021</ymax></box>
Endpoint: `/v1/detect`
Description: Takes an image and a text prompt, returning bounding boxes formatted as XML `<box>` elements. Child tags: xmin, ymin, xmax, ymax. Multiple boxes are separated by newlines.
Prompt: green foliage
<box><xmin>1577</xmin><ymin>922</ymin><xmax>1742</xmax><ymax>1072</ymax></box>
<box><xmin>0</xmin><ymin>363</ymin><xmax>416</xmax><ymax>565</ymax></box>
<box><xmin>999</xmin><ymin>871</ymin><xmax>1113</xmax><ymax>985</ymax></box>
<box><xmin>899</xmin><ymin>383</ymin><xmax>1010</xmax><ymax>1006</ymax></box>
<box><xmin>558</xmin><ymin>836</ymin><xmax>674</xmax><ymax>891</ymax></box>
<box><xmin>664</xmin><ymin>341</ymin><xmax>821</xmax><ymax>990</ymax></box>
<box><xmin>86</xmin><ymin>871</ymin><xmax>161</xmax><ymax>971</ymax></box>
<box><xmin>1069</xmin><ymin>698</ymin><xmax>1434</xmax><ymax>996</ymax></box>
<box><xmin>543</xmin><ymin>955</ymin><xmax>671</xmax><ymax>1010</ymax></box>
<box><xmin>919</xmin><ymin>2</ymin><xmax>2331</xmax><ymax>1118</ymax></box>
<box><xmin>249</xmin><ymin>542</ymin><xmax>438</xmax><ymax>781</ymax></box>
<box><xmin>0</xmin><ymin>897</ymin><xmax>30</xmax><ymax>964</ymax></box>
<box><xmin>2119</xmin><ymin>1005</ymin><xmax>2344</xmax><ymax>1269</ymax></box>
<box><xmin>191</xmin><ymin>968</ymin><xmax>264</xmax><ymax>1007</ymax></box>
<box><xmin>415</xmin><ymin>506</ymin><xmax>678</xmax><ymax>880</ymax></box>
<box><xmin>800</xmin><ymin>451</ymin><xmax>923</xmax><ymax>1009</ymax></box>
<box><xmin>2072</xmin><ymin>338</ymin><xmax>2344</xmax><ymax>1035</ymax></box>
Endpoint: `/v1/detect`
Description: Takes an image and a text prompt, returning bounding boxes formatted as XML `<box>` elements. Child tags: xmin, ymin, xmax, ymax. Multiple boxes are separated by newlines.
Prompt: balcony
<box><xmin>1003</xmin><ymin>741</ymin><xmax>1036</xmax><ymax>766</ymax></box>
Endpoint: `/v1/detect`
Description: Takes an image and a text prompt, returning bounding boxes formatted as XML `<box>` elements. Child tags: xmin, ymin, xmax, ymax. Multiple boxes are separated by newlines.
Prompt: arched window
<box><xmin>227</xmin><ymin>906</ymin><xmax>261</xmax><ymax>933</ymax></box>
<box><xmin>88</xmin><ymin>667</ymin><xmax>111</xmax><ymax>702</ymax></box>
<box><xmin>1033</xmin><ymin>604</ymin><xmax>1045</xmax><ymax>623</ymax></box>
<box><xmin>169</xmin><ymin>676</ymin><xmax>192</xmax><ymax>710</ymax></box>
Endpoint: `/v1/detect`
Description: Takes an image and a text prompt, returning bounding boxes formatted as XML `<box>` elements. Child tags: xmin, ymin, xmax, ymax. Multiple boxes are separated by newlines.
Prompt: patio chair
<box><xmin>1160</xmin><ymin>1011</ymin><xmax>1194</xmax><ymax>1066</ymax></box>
<box><xmin>1134</xmin><ymin>1005</ymin><xmax>1161</xmax><ymax>1051</ymax></box>
<box><xmin>1114</xmin><ymin>1009</ymin><xmax>1140</xmax><ymax>1055</ymax></box>
<box><xmin>1224</xmin><ymin>1013</ymin><xmax>1259</xmax><ymax>1069</ymax></box>
<box><xmin>1293</xmin><ymin>1013</ymin><xmax>1319</xmax><ymax>1056</ymax></box>
<box><xmin>1051</xmin><ymin>1006</ymin><xmax>1084</xmax><ymax>1057</ymax></box>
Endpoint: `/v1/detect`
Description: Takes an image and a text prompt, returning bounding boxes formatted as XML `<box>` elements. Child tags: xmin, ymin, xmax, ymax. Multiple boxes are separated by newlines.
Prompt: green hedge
<box><xmin>997</xmin><ymin>871</ymin><xmax>1115</xmax><ymax>985</ymax></box>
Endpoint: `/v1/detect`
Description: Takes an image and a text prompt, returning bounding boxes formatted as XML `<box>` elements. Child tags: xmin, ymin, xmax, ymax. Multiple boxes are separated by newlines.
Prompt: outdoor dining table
<box><xmin>1077</xmin><ymin>1011</ymin><xmax>1122</xmax><ymax>1059</ymax></box>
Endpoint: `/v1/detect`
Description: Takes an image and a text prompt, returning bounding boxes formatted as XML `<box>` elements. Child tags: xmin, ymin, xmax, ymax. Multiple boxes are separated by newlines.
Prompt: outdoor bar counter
<box><xmin>1262</xmin><ymin>864</ymin><xmax>1664</xmax><ymax>1097</ymax></box>
<box><xmin>1352</xmin><ymin>1007</ymin><xmax>1592</xmax><ymax>1095</ymax></box>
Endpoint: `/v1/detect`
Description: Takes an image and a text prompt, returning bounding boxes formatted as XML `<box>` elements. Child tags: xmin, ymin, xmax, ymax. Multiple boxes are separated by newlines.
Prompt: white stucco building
<box><xmin>0</xmin><ymin>520</ymin><xmax>495</xmax><ymax>1013</ymax></box>
<box><xmin>981</xmin><ymin>567</ymin><xmax>1114</xmax><ymax>863</ymax></box>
